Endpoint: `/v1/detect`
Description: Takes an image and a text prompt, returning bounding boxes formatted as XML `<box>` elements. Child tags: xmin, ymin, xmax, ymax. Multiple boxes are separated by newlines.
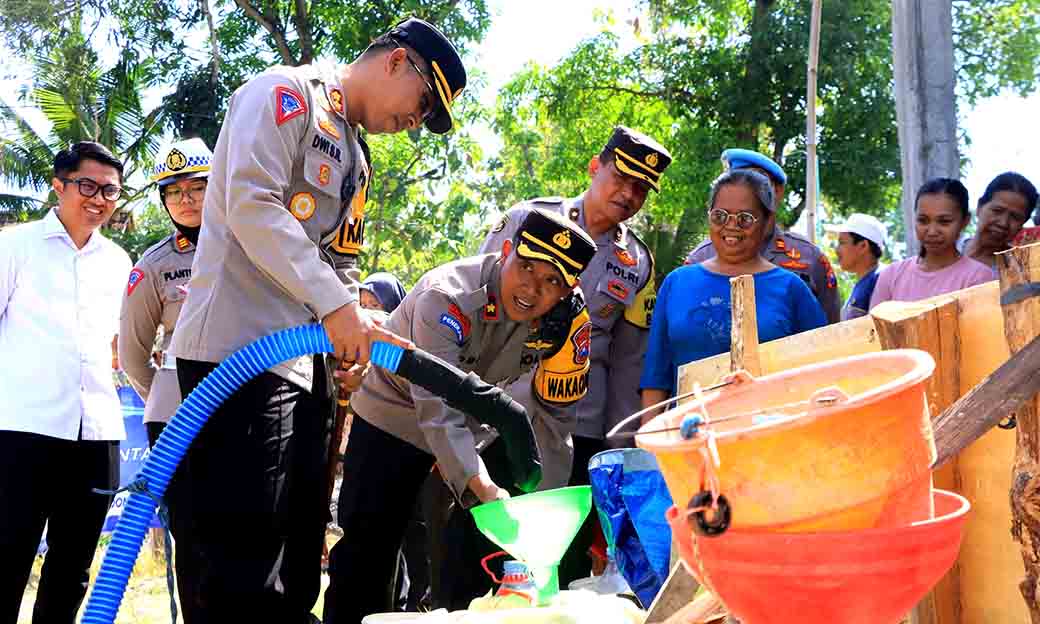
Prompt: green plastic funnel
<box><xmin>471</xmin><ymin>486</ymin><xmax>592</xmax><ymax>605</ymax></box>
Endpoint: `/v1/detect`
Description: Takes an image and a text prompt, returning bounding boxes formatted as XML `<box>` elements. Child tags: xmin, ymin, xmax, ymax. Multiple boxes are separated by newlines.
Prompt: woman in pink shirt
<box><xmin>870</xmin><ymin>178</ymin><xmax>994</xmax><ymax>309</ymax></box>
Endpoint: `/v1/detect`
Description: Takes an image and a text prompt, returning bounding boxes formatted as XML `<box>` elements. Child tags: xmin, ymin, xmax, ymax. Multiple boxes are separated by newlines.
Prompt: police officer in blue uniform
<box><xmin>686</xmin><ymin>148</ymin><xmax>841</xmax><ymax>323</ymax></box>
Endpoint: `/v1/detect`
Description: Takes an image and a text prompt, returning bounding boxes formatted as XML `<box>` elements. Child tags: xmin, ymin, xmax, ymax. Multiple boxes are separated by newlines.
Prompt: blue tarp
<box><xmin>588</xmin><ymin>448</ymin><xmax>672</xmax><ymax>608</ymax></box>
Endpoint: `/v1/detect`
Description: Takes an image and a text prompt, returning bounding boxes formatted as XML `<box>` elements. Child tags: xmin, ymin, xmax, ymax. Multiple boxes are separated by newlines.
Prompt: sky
<box><xmin>2</xmin><ymin>0</ymin><xmax>1037</xmax><ymax>229</ymax></box>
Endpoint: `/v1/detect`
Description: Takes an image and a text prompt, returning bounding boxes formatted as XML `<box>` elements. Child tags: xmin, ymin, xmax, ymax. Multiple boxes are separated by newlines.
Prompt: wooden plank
<box><xmin>999</xmin><ymin>242</ymin><xmax>1040</xmax><ymax>619</ymax></box>
<box><xmin>646</xmin><ymin>562</ymin><xmax>701</xmax><ymax>623</ymax></box>
<box><xmin>931</xmin><ymin>335</ymin><xmax>1040</xmax><ymax>467</ymax></box>
<box><xmin>872</xmin><ymin>298</ymin><xmax>962</xmax><ymax>624</ymax></box>
<box><xmin>729</xmin><ymin>275</ymin><xmax>761</xmax><ymax>375</ymax></box>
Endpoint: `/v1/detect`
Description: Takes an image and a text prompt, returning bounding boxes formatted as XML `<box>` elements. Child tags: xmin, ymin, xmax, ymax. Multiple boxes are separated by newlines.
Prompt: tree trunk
<box><xmin>737</xmin><ymin>0</ymin><xmax>774</xmax><ymax>145</ymax></box>
<box><xmin>199</xmin><ymin>0</ymin><xmax>221</xmax><ymax>86</ymax></box>
<box><xmin>891</xmin><ymin>0</ymin><xmax>959</xmax><ymax>257</ymax></box>
<box><xmin>999</xmin><ymin>242</ymin><xmax>1040</xmax><ymax>622</ymax></box>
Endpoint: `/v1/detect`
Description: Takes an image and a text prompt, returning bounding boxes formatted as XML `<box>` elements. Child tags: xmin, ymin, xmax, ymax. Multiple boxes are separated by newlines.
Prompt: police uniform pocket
<box><xmin>596</xmin><ymin>269</ymin><xmax>638</xmax><ymax>307</ymax></box>
<box><xmin>303</xmin><ymin>151</ymin><xmax>344</xmax><ymax>198</ymax></box>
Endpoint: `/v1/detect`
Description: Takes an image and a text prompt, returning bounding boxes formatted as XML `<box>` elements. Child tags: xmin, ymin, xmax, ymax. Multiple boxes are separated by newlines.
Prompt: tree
<box><xmin>0</xmin><ymin>0</ymin><xmax>495</xmax><ymax>284</ymax></box>
<box><xmin>0</xmin><ymin>15</ymin><xmax>167</xmax><ymax>224</ymax></box>
<box><xmin>492</xmin><ymin>0</ymin><xmax>1040</xmax><ymax>277</ymax></box>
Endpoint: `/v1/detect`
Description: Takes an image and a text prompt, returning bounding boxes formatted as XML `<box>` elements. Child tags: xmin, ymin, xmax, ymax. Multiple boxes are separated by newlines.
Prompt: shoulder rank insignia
<box><xmin>275</xmin><ymin>85</ymin><xmax>307</xmax><ymax>126</ymax></box>
<box><xmin>175</xmin><ymin>233</ymin><xmax>191</xmax><ymax>251</ymax></box>
<box><xmin>615</xmin><ymin>248</ymin><xmax>637</xmax><ymax>267</ymax></box>
<box><xmin>483</xmin><ymin>295</ymin><xmax>499</xmax><ymax>321</ymax></box>
<box><xmin>328</xmin><ymin>88</ymin><xmax>344</xmax><ymax>115</ymax></box>
<box><xmin>785</xmin><ymin>247</ymin><xmax>802</xmax><ymax>260</ymax></box>
<box><xmin>774</xmin><ymin>238</ymin><xmax>787</xmax><ymax>251</ymax></box>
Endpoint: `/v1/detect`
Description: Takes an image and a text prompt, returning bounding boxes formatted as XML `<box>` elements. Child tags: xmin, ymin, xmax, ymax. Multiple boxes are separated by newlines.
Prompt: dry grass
<box><xmin>17</xmin><ymin>530</ymin><xmax>339</xmax><ymax>624</ymax></box>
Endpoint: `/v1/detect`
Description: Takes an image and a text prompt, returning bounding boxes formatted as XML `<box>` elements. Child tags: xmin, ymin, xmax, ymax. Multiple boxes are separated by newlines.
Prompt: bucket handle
<box><xmin>480</xmin><ymin>551</ymin><xmax>511</xmax><ymax>584</ymax></box>
<box><xmin>606</xmin><ymin>379</ymin><xmax>735</xmax><ymax>441</ymax></box>
<box><xmin>807</xmin><ymin>386</ymin><xmax>850</xmax><ymax>410</ymax></box>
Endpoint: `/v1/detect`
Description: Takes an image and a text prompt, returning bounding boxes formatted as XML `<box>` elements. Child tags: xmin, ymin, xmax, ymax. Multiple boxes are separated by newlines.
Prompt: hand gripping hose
<box><xmin>81</xmin><ymin>323</ymin><xmax>541</xmax><ymax>624</ymax></box>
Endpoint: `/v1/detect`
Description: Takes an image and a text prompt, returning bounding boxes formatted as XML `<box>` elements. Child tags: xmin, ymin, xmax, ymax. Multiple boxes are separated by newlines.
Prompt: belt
<box><xmin>160</xmin><ymin>352</ymin><xmax>177</xmax><ymax>371</ymax></box>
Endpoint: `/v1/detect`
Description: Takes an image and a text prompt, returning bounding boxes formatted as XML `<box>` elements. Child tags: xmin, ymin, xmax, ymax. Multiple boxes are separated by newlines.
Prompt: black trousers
<box><xmin>324</xmin><ymin>417</ymin><xmax>435</xmax><ymax>624</ymax></box>
<box><xmin>557</xmin><ymin>435</ymin><xmax>607</xmax><ymax>587</ymax></box>
<box><xmin>0</xmin><ymin>430</ymin><xmax>118</xmax><ymax>624</ymax></box>
<box><xmin>427</xmin><ymin>440</ymin><xmax>517</xmax><ymax>611</ymax></box>
<box><xmin>175</xmin><ymin>358</ymin><xmax>332</xmax><ymax>624</ymax></box>
<box><xmin>146</xmin><ymin>421</ymin><xmax>201</xmax><ymax>624</ymax></box>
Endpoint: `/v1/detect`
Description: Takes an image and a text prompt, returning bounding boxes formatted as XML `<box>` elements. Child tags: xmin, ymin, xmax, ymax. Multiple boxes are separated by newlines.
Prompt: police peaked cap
<box><xmin>721</xmin><ymin>148</ymin><xmax>787</xmax><ymax>186</ymax></box>
<box><xmin>604</xmin><ymin>126</ymin><xmax>672</xmax><ymax>192</ymax></box>
<box><xmin>387</xmin><ymin>17</ymin><xmax>467</xmax><ymax>135</ymax></box>
<box><xmin>152</xmin><ymin>138</ymin><xmax>213</xmax><ymax>186</ymax></box>
<box><xmin>514</xmin><ymin>209</ymin><xmax>596</xmax><ymax>287</ymax></box>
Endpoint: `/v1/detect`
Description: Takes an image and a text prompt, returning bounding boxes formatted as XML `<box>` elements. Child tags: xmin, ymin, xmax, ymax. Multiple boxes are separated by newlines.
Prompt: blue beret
<box><xmin>721</xmin><ymin>148</ymin><xmax>787</xmax><ymax>186</ymax></box>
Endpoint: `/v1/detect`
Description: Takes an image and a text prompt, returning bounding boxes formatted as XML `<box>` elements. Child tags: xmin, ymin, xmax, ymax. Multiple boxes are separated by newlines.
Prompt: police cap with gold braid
<box><xmin>387</xmin><ymin>17</ymin><xmax>467</xmax><ymax>135</ymax></box>
<box><xmin>604</xmin><ymin>126</ymin><xmax>672</xmax><ymax>192</ymax></box>
<box><xmin>513</xmin><ymin>208</ymin><xmax>596</xmax><ymax>287</ymax></box>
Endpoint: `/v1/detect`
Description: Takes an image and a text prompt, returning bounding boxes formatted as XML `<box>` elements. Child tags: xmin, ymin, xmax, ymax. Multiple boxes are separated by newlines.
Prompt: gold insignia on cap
<box><xmin>553</xmin><ymin>230</ymin><xmax>572</xmax><ymax>249</ymax></box>
<box><xmin>646</xmin><ymin>153</ymin><xmax>659</xmax><ymax>167</ymax></box>
<box><xmin>166</xmin><ymin>148</ymin><xmax>187</xmax><ymax>172</ymax></box>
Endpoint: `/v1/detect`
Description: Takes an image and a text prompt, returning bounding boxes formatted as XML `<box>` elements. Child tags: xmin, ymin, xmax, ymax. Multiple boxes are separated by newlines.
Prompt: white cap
<box><xmin>825</xmin><ymin>213</ymin><xmax>887</xmax><ymax>249</ymax></box>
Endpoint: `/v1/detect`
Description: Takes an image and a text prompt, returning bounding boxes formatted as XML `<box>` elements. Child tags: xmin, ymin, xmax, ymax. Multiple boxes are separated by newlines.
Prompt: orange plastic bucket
<box><xmin>666</xmin><ymin>489</ymin><xmax>970</xmax><ymax>624</ymax></box>
<box><xmin>637</xmin><ymin>349</ymin><xmax>937</xmax><ymax>531</ymax></box>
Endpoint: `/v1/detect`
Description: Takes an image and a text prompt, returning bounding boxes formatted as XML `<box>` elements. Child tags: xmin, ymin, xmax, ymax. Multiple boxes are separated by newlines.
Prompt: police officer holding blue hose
<box><xmin>167</xmin><ymin>17</ymin><xmax>465</xmax><ymax>623</ymax></box>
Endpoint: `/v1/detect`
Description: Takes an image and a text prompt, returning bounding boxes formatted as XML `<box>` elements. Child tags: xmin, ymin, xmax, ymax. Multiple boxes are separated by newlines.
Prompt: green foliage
<box><xmin>103</xmin><ymin>202</ymin><xmax>173</xmax><ymax>262</ymax></box>
<box><xmin>0</xmin><ymin>15</ymin><xmax>166</xmax><ymax>219</ymax></box>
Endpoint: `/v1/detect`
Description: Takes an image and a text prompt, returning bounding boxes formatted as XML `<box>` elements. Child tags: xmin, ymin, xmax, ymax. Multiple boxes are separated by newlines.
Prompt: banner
<box><xmin>101</xmin><ymin>384</ymin><xmax>163</xmax><ymax>532</ymax></box>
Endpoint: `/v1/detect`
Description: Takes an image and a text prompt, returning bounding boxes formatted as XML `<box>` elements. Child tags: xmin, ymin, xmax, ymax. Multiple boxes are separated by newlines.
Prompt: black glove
<box><xmin>395</xmin><ymin>348</ymin><xmax>543</xmax><ymax>493</ymax></box>
<box><xmin>535</xmin><ymin>290</ymin><xmax>587</xmax><ymax>359</ymax></box>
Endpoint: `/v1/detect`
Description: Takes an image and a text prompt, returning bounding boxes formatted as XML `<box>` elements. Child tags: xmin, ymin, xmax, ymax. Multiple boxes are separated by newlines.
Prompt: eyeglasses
<box><xmin>60</xmin><ymin>177</ymin><xmax>123</xmax><ymax>202</ymax></box>
<box><xmin>405</xmin><ymin>55</ymin><xmax>436</xmax><ymax>123</ymax></box>
<box><xmin>708</xmin><ymin>208</ymin><xmax>759</xmax><ymax>230</ymax></box>
<box><xmin>164</xmin><ymin>184</ymin><xmax>207</xmax><ymax>205</ymax></box>
<box><xmin>390</xmin><ymin>38</ymin><xmax>435</xmax><ymax>123</ymax></box>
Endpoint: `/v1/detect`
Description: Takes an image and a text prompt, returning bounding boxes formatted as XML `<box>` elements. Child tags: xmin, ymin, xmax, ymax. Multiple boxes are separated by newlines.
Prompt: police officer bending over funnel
<box><xmin>324</xmin><ymin>209</ymin><xmax>597</xmax><ymax>623</ymax></box>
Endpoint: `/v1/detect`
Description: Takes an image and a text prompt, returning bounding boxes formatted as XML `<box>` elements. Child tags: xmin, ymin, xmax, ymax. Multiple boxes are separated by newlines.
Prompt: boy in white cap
<box><xmin>825</xmin><ymin>213</ymin><xmax>887</xmax><ymax>321</ymax></box>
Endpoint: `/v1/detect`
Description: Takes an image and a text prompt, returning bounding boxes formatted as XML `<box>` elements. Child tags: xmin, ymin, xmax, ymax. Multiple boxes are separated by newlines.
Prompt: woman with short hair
<box><xmin>639</xmin><ymin>169</ymin><xmax>826</xmax><ymax>421</ymax></box>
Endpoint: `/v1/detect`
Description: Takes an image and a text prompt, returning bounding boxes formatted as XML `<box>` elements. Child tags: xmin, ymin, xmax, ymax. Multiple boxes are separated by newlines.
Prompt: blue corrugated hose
<box><xmin>81</xmin><ymin>324</ymin><xmax>404</xmax><ymax>624</ymax></box>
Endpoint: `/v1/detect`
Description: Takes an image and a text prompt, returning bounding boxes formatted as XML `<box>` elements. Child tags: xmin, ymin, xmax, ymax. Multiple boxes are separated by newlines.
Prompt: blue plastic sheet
<box><xmin>588</xmin><ymin>449</ymin><xmax>672</xmax><ymax>608</ymax></box>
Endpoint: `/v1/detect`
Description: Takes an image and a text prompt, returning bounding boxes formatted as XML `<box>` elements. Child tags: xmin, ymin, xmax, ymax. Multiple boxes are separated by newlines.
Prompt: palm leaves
<box><xmin>0</xmin><ymin>28</ymin><xmax>167</xmax><ymax>220</ymax></box>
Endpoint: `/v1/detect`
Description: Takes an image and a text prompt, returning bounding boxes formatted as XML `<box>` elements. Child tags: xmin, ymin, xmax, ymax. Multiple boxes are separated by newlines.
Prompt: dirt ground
<box><xmin>17</xmin><ymin>530</ymin><xmax>339</xmax><ymax>624</ymax></box>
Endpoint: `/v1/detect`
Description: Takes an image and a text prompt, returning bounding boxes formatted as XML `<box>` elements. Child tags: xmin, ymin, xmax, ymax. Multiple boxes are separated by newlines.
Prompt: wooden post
<box><xmin>998</xmin><ymin>242</ymin><xmax>1040</xmax><ymax>622</ymax></box>
<box><xmin>870</xmin><ymin>298</ymin><xmax>961</xmax><ymax>624</ymax></box>
<box><xmin>729</xmin><ymin>275</ymin><xmax>761</xmax><ymax>375</ymax></box>
<box><xmin>804</xmin><ymin>0</ymin><xmax>823</xmax><ymax>243</ymax></box>
<box><xmin>648</xmin><ymin>275</ymin><xmax>762</xmax><ymax>622</ymax></box>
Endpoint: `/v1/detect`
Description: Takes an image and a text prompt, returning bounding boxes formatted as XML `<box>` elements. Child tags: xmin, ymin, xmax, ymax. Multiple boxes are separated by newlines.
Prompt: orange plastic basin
<box><xmin>637</xmin><ymin>349</ymin><xmax>937</xmax><ymax>531</ymax></box>
<box><xmin>667</xmin><ymin>489</ymin><xmax>970</xmax><ymax>624</ymax></box>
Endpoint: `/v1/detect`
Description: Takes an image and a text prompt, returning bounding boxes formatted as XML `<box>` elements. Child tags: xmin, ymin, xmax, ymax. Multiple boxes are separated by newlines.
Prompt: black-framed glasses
<box><xmin>708</xmin><ymin>208</ymin><xmax>759</xmax><ymax>230</ymax></box>
<box><xmin>60</xmin><ymin>177</ymin><xmax>123</xmax><ymax>201</ymax></box>
<box><xmin>164</xmin><ymin>183</ymin><xmax>208</xmax><ymax>205</ymax></box>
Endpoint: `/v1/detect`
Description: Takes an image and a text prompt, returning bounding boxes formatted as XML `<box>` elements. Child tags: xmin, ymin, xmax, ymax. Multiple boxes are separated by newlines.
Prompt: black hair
<box><xmin>53</xmin><ymin>141</ymin><xmax>124</xmax><ymax>182</ymax></box>
<box><xmin>914</xmin><ymin>177</ymin><xmax>970</xmax><ymax>258</ymax></box>
<box><xmin>708</xmin><ymin>169</ymin><xmax>775</xmax><ymax>217</ymax></box>
<box><xmin>849</xmin><ymin>232</ymin><xmax>883</xmax><ymax>260</ymax></box>
<box><xmin>978</xmin><ymin>171</ymin><xmax>1038</xmax><ymax>222</ymax></box>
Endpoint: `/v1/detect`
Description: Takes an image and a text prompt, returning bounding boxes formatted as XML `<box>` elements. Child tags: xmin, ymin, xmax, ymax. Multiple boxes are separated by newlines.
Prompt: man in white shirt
<box><xmin>0</xmin><ymin>142</ymin><xmax>132</xmax><ymax>623</ymax></box>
